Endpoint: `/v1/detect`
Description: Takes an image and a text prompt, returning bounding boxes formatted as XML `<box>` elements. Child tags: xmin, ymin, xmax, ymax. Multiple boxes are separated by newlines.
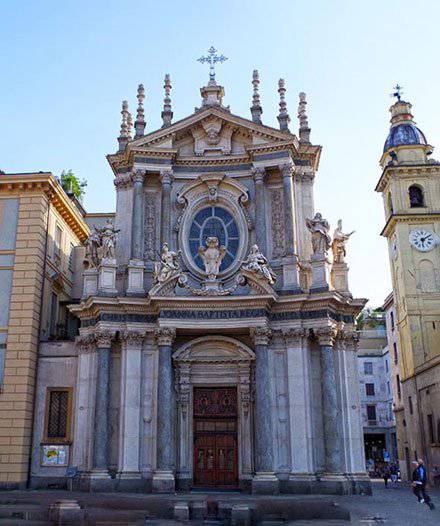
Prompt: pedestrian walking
<box><xmin>382</xmin><ymin>465</ymin><xmax>390</xmax><ymax>488</ymax></box>
<box><xmin>411</xmin><ymin>459</ymin><xmax>435</xmax><ymax>510</ymax></box>
<box><xmin>390</xmin><ymin>463</ymin><xmax>398</xmax><ymax>486</ymax></box>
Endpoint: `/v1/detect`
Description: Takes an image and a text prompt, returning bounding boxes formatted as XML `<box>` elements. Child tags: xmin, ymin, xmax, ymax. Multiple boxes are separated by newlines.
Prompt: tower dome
<box><xmin>383</xmin><ymin>99</ymin><xmax>427</xmax><ymax>153</ymax></box>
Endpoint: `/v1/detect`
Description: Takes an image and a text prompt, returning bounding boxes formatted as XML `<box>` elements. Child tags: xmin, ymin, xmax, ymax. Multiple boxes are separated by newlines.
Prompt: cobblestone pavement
<box><xmin>335</xmin><ymin>479</ymin><xmax>440</xmax><ymax>525</ymax></box>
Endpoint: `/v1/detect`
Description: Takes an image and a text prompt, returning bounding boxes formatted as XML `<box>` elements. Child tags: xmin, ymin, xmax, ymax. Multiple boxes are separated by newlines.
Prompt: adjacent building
<box><xmin>0</xmin><ymin>172</ymin><xmax>89</xmax><ymax>489</ymax></box>
<box><xmin>357</xmin><ymin>309</ymin><xmax>396</xmax><ymax>470</ymax></box>
<box><xmin>376</xmin><ymin>95</ymin><xmax>440</xmax><ymax>481</ymax></box>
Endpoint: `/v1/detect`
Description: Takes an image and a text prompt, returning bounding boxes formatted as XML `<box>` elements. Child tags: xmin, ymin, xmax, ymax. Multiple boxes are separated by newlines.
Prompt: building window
<box><xmin>364</xmin><ymin>362</ymin><xmax>373</xmax><ymax>375</ymax></box>
<box><xmin>393</xmin><ymin>343</ymin><xmax>398</xmax><ymax>364</ymax></box>
<box><xmin>409</xmin><ymin>185</ymin><xmax>425</xmax><ymax>208</ymax></box>
<box><xmin>68</xmin><ymin>243</ymin><xmax>75</xmax><ymax>278</ymax></box>
<box><xmin>396</xmin><ymin>375</ymin><xmax>401</xmax><ymax>399</ymax></box>
<box><xmin>427</xmin><ymin>414</ymin><xmax>435</xmax><ymax>443</ymax></box>
<box><xmin>387</xmin><ymin>381</ymin><xmax>391</xmax><ymax>395</ymax></box>
<box><xmin>189</xmin><ymin>206</ymin><xmax>239</xmax><ymax>273</ymax></box>
<box><xmin>367</xmin><ymin>405</ymin><xmax>377</xmax><ymax>422</ymax></box>
<box><xmin>365</xmin><ymin>383</ymin><xmax>375</xmax><ymax>396</ymax></box>
<box><xmin>385</xmin><ymin>359</ymin><xmax>389</xmax><ymax>373</ymax></box>
<box><xmin>387</xmin><ymin>192</ymin><xmax>394</xmax><ymax>215</ymax></box>
<box><xmin>49</xmin><ymin>292</ymin><xmax>58</xmax><ymax>338</ymax></box>
<box><xmin>408</xmin><ymin>396</ymin><xmax>413</xmax><ymax>415</ymax></box>
<box><xmin>54</xmin><ymin>224</ymin><xmax>63</xmax><ymax>263</ymax></box>
<box><xmin>390</xmin><ymin>311</ymin><xmax>395</xmax><ymax>331</ymax></box>
<box><xmin>44</xmin><ymin>388</ymin><xmax>72</xmax><ymax>442</ymax></box>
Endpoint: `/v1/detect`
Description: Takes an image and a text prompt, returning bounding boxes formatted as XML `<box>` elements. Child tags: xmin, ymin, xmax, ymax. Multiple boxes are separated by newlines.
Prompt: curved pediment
<box><xmin>173</xmin><ymin>335</ymin><xmax>255</xmax><ymax>363</ymax></box>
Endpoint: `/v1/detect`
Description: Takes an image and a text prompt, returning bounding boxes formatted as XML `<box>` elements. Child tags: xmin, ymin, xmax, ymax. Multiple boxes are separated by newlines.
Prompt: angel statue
<box><xmin>153</xmin><ymin>243</ymin><xmax>181</xmax><ymax>283</ymax></box>
<box><xmin>84</xmin><ymin>226</ymin><xmax>101</xmax><ymax>268</ymax></box>
<box><xmin>306</xmin><ymin>212</ymin><xmax>332</xmax><ymax>256</ymax></box>
<box><xmin>96</xmin><ymin>219</ymin><xmax>120</xmax><ymax>261</ymax></box>
<box><xmin>332</xmin><ymin>219</ymin><xmax>355</xmax><ymax>264</ymax></box>
<box><xmin>198</xmin><ymin>237</ymin><xmax>226</xmax><ymax>280</ymax></box>
<box><xmin>241</xmin><ymin>244</ymin><xmax>277</xmax><ymax>285</ymax></box>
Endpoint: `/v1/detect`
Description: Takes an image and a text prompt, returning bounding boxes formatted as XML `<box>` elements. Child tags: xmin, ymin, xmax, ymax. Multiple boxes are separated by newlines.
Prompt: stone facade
<box><xmin>0</xmin><ymin>173</ymin><xmax>88</xmax><ymax>489</ymax></box>
<box><xmin>376</xmin><ymin>99</ymin><xmax>440</xmax><ymax>482</ymax></box>
<box><xmin>28</xmin><ymin>73</ymin><xmax>370</xmax><ymax>495</ymax></box>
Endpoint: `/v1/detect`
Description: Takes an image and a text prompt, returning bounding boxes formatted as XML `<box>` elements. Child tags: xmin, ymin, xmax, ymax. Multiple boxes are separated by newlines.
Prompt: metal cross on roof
<box><xmin>391</xmin><ymin>84</ymin><xmax>403</xmax><ymax>101</ymax></box>
<box><xmin>197</xmin><ymin>46</ymin><xmax>228</xmax><ymax>82</ymax></box>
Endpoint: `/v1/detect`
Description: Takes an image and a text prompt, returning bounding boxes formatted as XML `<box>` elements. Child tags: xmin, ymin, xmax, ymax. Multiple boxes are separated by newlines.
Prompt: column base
<box><xmin>80</xmin><ymin>469</ymin><xmax>114</xmax><ymax>492</ymax></box>
<box><xmin>252</xmin><ymin>472</ymin><xmax>279</xmax><ymax>495</ymax></box>
<box><xmin>315</xmin><ymin>473</ymin><xmax>351</xmax><ymax>495</ymax></box>
<box><xmin>280</xmin><ymin>473</ymin><xmax>316</xmax><ymax>494</ymax></box>
<box><xmin>152</xmin><ymin>470</ymin><xmax>175</xmax><ymax>493</ymax></box>
<box><xmin>116</xmin><ymin>471</ymin><xmax>149</xmax><ymax>492</ymax></box>
<box><xmin>346</xmin><ymin>473</ymin><xmax>372</xmax><ymax>495</ymax></box>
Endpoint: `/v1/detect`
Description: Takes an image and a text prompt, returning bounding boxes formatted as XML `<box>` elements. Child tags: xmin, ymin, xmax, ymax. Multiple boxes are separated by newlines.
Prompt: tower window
<box><xmin>387</xmin><ymin>192</ymin><xmax>394</xmax><ymax>215</ymax></box>
<box><xmin>409</xmin><ymin>185</ymin><xmax>425</xmax><ymax>208</ymax></box>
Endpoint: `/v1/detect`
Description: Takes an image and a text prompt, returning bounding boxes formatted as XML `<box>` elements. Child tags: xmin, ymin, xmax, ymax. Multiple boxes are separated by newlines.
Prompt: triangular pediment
<box><xmin>128</xmin><ymin>107</ymin><xmax>297</xmax><ymax>158</ymax></box>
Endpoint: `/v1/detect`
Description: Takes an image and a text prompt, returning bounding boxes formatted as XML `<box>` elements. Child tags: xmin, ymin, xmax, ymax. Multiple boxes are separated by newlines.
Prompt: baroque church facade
<box><xmin>30</xmin><ymin>64</ymin><xmax>370</xmax><ymax>494</ymax></box>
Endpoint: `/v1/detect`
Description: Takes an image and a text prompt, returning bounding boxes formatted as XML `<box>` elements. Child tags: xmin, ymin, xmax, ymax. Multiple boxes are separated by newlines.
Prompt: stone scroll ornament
<box><xmin>84</xmin><ymin>220</ymin><xmax>120</xmax><ymax>267</ymax></box>
<box><xmin>153</xmin><ymin>243</ymin><xmax>182</xmax><ymax>284</ymax></box>
<box><xmin>241</xmin><ymin>244</ymin><xmax>277</xmax><ymax>285</ymax></box>
<box><xmin>198</xmin><ymin>236</ymin><xmax>226</xmax><ymax>280</ymax></box>
<box><xmin>331</xmin><ymin>219</ymin><xmax>355</xmax><ymax>263</ymax></box>
<box><xmin>306</xmin><ymin>212</ymin><xmax>332</xmax><ymax>256</ymax></box>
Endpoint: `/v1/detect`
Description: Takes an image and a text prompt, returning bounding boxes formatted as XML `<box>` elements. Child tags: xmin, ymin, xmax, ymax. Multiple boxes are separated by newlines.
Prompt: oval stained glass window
<box><xmin>189</xmin><ymin>206</ymin><xmax>240</xmax><ymax>272</ymax></box>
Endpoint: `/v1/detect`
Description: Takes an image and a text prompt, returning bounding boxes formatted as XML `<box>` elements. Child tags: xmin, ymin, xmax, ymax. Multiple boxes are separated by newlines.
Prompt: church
<box><xmin>28</xmin><ymin>51</ymin><xmax>370</xmax><ymax>495</ymax></box>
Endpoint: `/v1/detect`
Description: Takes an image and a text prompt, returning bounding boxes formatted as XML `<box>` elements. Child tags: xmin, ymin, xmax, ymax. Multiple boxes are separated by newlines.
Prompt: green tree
<box><xmin>60</xmin><ymin>169</ymin><xmax>87</xmax><ymax>200</ymax></box>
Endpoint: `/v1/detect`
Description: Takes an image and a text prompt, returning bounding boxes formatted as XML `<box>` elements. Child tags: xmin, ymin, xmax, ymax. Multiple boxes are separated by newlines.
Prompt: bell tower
<box><xmin>376</xmin><ymin>88</ymin><xmax>440</xmax><ymax>476</ymax></box>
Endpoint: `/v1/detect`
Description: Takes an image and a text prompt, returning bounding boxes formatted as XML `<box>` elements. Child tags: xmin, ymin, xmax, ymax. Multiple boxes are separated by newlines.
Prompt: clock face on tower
<box><xmin>409</xmin><ymin>229</ymin><xmax>437</xmax><ymax>252</ymax></box>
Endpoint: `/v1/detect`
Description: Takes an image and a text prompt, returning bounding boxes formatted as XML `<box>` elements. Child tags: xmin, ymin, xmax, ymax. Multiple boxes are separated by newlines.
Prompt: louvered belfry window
<box><xmin>47</xmin><ymin>390</ymin><xmax>69</xmax><ymax>439</ymax></box>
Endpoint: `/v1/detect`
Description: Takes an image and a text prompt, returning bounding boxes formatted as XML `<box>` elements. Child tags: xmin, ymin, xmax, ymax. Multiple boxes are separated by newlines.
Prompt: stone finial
<box><xmin>134</xmin><ymin>84</ymin><xmax>146</xmax><ymax>138</ymax></box>
<box><xmin>127</xmin><ymin>110</ymin><xmax>133</xmax><ymax>140</ymax></box>
<box><xmin>251</xmin><ymin>69</ymin><xmax>263</xmax><ymax>124</ymax></box>
<box><xmin>161</xmin><ymin>74</ymin><xmax>173</xmax><ymax>128</ymax></box>
<box><xmin>277</xmin><ymin>78</ymin><xmax>291</xmax><ymax>131</ymax></box>
<box><xmin>298</xmin><ymin>92</ymin><xmax>311</xmax><ymax>143</ymax></box>
<box><xmin>118</xmin><ymin>100</ymin><xmax>130</xmax><ymax>151</ymax></box>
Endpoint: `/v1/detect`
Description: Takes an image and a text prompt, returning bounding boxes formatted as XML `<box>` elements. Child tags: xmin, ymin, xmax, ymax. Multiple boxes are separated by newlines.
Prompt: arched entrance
<box><xmin>173</xmin><ymin>336</ymin><xmax>255</xmax><ymax>490</ymax></box>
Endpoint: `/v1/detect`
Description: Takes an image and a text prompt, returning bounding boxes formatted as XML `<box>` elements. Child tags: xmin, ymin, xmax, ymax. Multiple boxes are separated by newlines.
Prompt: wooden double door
<box><xmin>193</xmin><ymin>387</ymin><xmax>238</xmax><ymax>488</ymax></box>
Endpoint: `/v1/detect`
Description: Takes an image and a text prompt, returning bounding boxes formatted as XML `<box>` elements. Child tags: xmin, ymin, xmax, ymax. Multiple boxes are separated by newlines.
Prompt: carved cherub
<box><xmin>153</xmin><ymin>243</ymin><xmax>181</xmax><ymax>283</ymax></box>
<box><xmin>198</xmin><ymin>236</ymin><xmax>226</xmax><ymax>280</ymax></box>
<box><xmin>241</xmin><ymin>244</ymin><xmax>277</xmax><ymax>285</ymax></box>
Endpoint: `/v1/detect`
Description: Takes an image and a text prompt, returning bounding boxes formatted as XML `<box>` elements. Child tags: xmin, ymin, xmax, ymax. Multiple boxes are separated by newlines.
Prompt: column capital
<box><xmin>279</xmin><ymin>162</ymin><xmax>294</xmax><ymax>178</ymax></box>
<box><xmin>250</xmin><ymin>326</ymin><xmax>272</xmax><ymax>345</ymax></box>
<box><xmin>252</xmin><ymin>166</ymin><xmax>266</xmax><ymax>183</ymax></box>
<box><xmin>113</xmin><ymin>174</ymin><xmax>133</xmax><ymax>190</ymax></box>
<box><xmin>315</xmin><ymin>325</ymin><xmax>338</xmax><ymax>347</ymax></box>
<box><xmin>155</xmin><ymin>327</ymin><xmax>176</xmax><ymax>346</ymax></box>
<box><xmin>75</xmin><ymin>333</ymin><xmax>96</xmax><ymax>353</ymax></box>
<box><xmin>121</xmin><ymin>330</ymin><xmax>145</xmax><ymax>347</ymax></box>
<box><xmin>160</xmin><ymin>169</ymin><xmax>174</xmax><ymax>186</ymax></box>
<box><xmin>337</xmin><ymin>328</ymin><xmax>360</xmax><ymax>349</ymax></box>
<box><xmin>297</xmin><ymin>171</ymin><xmax>315</xmax><ymax>184</ymax></box>
<box><xmin>95</xmin><ymin>330</ymin><xmax>114</xmax><ymax>348</ymax></box>
<box><xmin>131</xmin><ymin>169</ymin><xmax>145</xmax><ymax>185</ymax></box>
<box><xmin>282</xmin><ymin>327</ymin><xmax>307</xmax><ymax>345</ymax></box>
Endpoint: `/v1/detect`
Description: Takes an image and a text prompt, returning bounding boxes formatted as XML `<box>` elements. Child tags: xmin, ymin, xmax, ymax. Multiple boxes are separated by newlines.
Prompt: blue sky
<box><xmin>1</xmin><ymin>0</ymin><xmax>439</xmax><ymax>306</ymax></box>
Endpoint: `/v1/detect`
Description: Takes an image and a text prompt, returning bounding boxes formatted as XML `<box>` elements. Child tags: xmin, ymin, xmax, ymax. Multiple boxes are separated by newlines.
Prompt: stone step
<box><xmin>0</xmin><ymin>520</ymin><xmax>53</xmax><ymax>526</ymax></box>
<box><xmin>0</xmin><ymin>504</ymin><xmax>48</xmax><ymax>521</ymax></box>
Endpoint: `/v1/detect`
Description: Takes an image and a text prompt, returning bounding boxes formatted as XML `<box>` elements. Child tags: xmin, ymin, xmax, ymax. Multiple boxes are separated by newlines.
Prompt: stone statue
<box><xmin>198</xmin><ymin>236</ymin><xmax>226</xmax><ymax>280</ymax></box>
<box><xmin>153</xmin><ymin>243</ymin><xmax>181</xmax><ymax>283</ymax></box>
<box><xmin>306</xmin><ymin>212</ymin><xmax>332</xmax><ymax>256</ymax></box>
<box><xmin>241</xmin><ymin>244</ymin><xmax>277</xmax><ymax>285</ymax></box>
<box><xmin>84</xmin><ymin>226</ymin><xmax>101</xmax><ymax>268</ymax></box>
<box><xmin>96</xmin><ymin>220</ymin><xmax>119</xmax><ymax>261</ymax></box>
<box><xmin>332</xmin><ymin>219</ymin><xmax>355</xmax><ymax>263</ymax></box>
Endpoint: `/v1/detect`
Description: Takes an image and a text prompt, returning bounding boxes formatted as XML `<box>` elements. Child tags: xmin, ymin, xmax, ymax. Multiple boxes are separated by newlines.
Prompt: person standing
<box><xmin>412</xmin><ymin>459</ymin><xmax>435</xmax><ymax>510</ymax></box>
<box><xmin>390</xmin><ymin>463</ymin><xmax>398</xmax><ymax>486</ymax></box>
<box><xmin>382</xmin><ymin>464</ymin><xmax>390</xmax><ymax>488</ymax></box>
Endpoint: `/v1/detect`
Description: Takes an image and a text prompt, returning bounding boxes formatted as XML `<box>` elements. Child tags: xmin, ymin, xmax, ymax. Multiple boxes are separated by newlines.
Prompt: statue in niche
<box><xmin>332</xmin><ymin>219</ymin><xmax>355</xmax><ymax>264</ymax></box>
<box><xmin>84</xmin><ymin>226</ymin><xmax>101</xmax><ymax>268</ymax></box>
<box><xmin>198</xmin><ymin>237</ymin><xmax>226</xmax><ymax>280</ymax></box>
<box><xmin>306</xmin><ymin>212</ymin><xmax>332</xmax><ymax>256</ymax></box>
<box><xmin>96</xmin><ymin>219</ymin><xmax>119</xmax><ymax>261</ymax></box>
<box><xmin>153</xmin><ymin>243</ymin><xmax>181</xmax><ymax>283</ymax></box>
<box><xmin>241</xmin><ymin>244</ymin><xmax>277</xmax><ymax>285</ymax></box>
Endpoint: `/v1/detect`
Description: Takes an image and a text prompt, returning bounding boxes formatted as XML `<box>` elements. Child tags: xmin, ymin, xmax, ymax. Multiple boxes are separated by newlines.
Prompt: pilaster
<box><xmin>160</xmin><ymin>170</ymin><xmax>174</xmax><ymax>249</ymax></box>
<box><xmin>252</xmin><ymin>167</ymin><xmax>267</xmax><ymax>253</ymax></box>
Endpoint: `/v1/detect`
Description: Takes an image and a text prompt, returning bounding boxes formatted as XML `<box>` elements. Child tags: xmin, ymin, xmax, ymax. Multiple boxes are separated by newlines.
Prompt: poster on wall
<box><xmin>41</xmin><ymin>445</ymin><xmax>69</xmax><ymax>466</ymax></box>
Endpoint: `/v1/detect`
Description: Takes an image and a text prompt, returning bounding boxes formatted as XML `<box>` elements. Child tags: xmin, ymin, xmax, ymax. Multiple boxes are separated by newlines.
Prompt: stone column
<box><xmin>160</xmin><ymin>170</ymin><xmax>173</xmax><ymax>247</ymax></box>
<box><xmin>316</xmin><ymin>327</ymin><xmax>344</xmax><ymax>475</ymax></box>
<box><xmin>118</xmin><ymin>330</ymin><xmax>144</xmax><ymax>490</ymax></box>
<box><xmin>89</xmin><ymin>331</ymin><xmax>113</xmax><ymax>489</ymax></box>
<box><xmin>152</xmin><ymin>327</ymin><xmax>177</xmax><ymax>493</ymax></box>
<box><xmin>251</xmin><ymin>327</ymin><xmax>279</xmax><ymax>494</ymax></box>
<box><xmin>252</xmin><ymin>167</ymin><xmax>267</xmax><ymax>253</ymax></box>
<box><xmin>283</xmin><ymin>328</ymin><xmax>314</xmax><ymax>487</ymax></box>
<box><xmin>280</xmin><ymin>163</ymin><xmax>300</xmax><ymax>290</ymax></box>
<box><xmin>127</xmin><ymin>171</ymin><xmax>146</xmax><ymax>294</ymax></box>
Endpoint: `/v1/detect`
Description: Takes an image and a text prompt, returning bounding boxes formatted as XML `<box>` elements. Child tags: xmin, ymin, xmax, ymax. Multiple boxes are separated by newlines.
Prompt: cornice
<box><xmin>0</xmin><ymin>172</ymin><xmax>89</xmax><ymax>242</ymax></box>
<box><xmin>380</xmin><ymin>212</ymin><xmax>440</xmax><ymax>237</ymax></box>
<box><xmin>375</xmin><ymin>162</ymin><xmax>440</xmax><ymax>193</ymax></box>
